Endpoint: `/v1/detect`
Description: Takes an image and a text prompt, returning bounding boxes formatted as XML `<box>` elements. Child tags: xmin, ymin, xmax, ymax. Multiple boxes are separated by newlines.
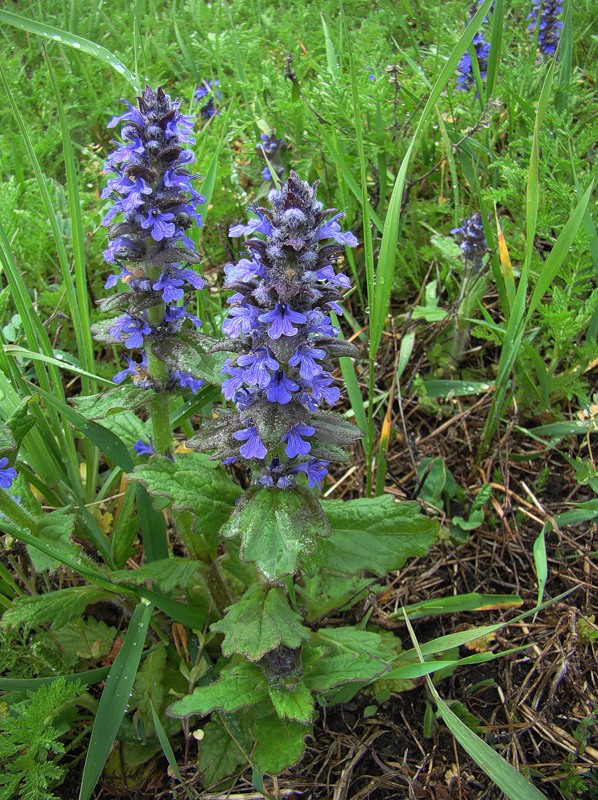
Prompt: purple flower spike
<box><xmin>456</xmin><ymin>4</ymin><xmax>491</xmax><ymax>92</ymax></box>
<box><xmin>99</xmin><ymin>85</ymin><xmax>205</xmax><ymax>396</ymax></box>
<box><xmin>283</xmin><ymin>423</ymin><xmax>315</xmax><ymax>458</ymax></box>
<box><xmin>0</xmin><ymin>458</ymin><xmax>17</xmax><ymax>490</ymax></box>
<box><xmin>451</xmin><ymin>212</ymin><xmax>487</xmax><ymax>271</ymax></box>
<box><xmin>529</xmin><ymin>0</ymin><xmax>563</xmax><ymax>56</ymax></box>
<box><xmin>234</xmin><ymin>426</ymin><xmax>267</xmax><ymax>459</ymax></box>
<box><xmin>193</xmin><ymin>172</ymin><xmax>361</xmax><ymax>487</ymax></box>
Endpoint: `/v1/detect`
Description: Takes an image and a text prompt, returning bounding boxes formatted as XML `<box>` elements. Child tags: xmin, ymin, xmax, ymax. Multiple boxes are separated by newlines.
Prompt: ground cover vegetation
<box><xmin>0</xmin><ymin>0</ymin><xmax>596</xmax><ymax>798</ymax></box>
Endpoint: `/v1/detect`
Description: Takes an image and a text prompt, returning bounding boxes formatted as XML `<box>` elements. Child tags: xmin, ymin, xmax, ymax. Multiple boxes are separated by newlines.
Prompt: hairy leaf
<box><xmin>72</xmin><ymin>386</ymin><xmax>149</xmax><ymax>420</ymax></box>
<box><xmin>221</xmin><ymin>486</ymin><xmax>331</xmax><ymax>581</ymax></box>
<box><xmin>111</xmin><ymin>557</ymin><xmax>206</xmax><ymax>593</ymax></box>
<box><xmin>303</xmin><ymin>627</ymin><xmax>394</xmax><ymax>691</ymax></box>
<box><xmin>152</xmin><ymin>332</ymin><xmax>228</xmax><ymax>385</ymax></box>
<box><xmin>197</xmin><ymin>716</ymin><xmax>249</xmax><ymax>788</ymax></box>
<box><xmin>27</xmin><ymin>508</ymin><xmax>81</xmax><ymax>574</ymax></box>
<box><xmin>211</xmin><ymin>583</ymin><xmax>309</xmax><ymax>661</ymax></box>
<box><xmin>167</xmin><ymin>662</ymin><xmax>268</xmax><ymax>718</ymax></box>
<box><xmin>251</xmin><ymin>715</ymin><xmax>310</xmax><ymax>775</ymax></box>
<box><xmin>1</xmin><ymin>586</ymin><xmax>112</xmax><ymax>631</ymax></box>
<box><xmin>308</xmin><ymin>496</ymin><xmax>437</xmax><ymax>576</ymax></box>
<box><xmin>131</xmin><ymin>648</ymin><xmax>167</xmax><ymax>736</ymax></box>
<box><xmin>268</xmin><ymin>681</ymin><xmax>314</xmax><ymax>723</ymax></box>
<box><xmin>129</xmin><ymin>453</ymin><xmax>241</xmax><ymax>534</ymax></box>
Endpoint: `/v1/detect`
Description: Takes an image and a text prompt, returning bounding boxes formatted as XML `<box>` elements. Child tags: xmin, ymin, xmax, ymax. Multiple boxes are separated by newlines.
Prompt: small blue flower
<box><xmin>194</xmin><ymin>80</ymin><xmax>221</xmax><ymax>118</ymax></box>
<box><xmin>258</xmin><ymin>303</ymin><xmax>307</xmax><ymax>340</ymax></box>
<box><xmin>0</xmin><ymin>458</ymin><xmax>17</xmax><ymax>490</ymax></box>
<box><xmin>237</xmin><ymin>349</ymin><xmax>279</xmax><ymax>388</ymax></box>
<box><xmin>288</xmin><ymin>344</ymin><xmax>326</xmax><ymax>381</ymax></box>
<box><xmin>234</xmin><ymin>426</ymin><xmax>267</xmax><ymax>459</ymax></box>
<box><xmin>295</xmin><ymin>458</ymin><xmax>328</xmax><ymax>490</ymax></box>
<box><xmin>283</xmin><ymin>423</ymin><xmax>315</xmax><ymax>459</ymax></box>
<box><xmin>224</xmin><ymin>258</ymin><xmax>265</xmax><ymax>284</ymax></box>
<box><xmin>222</xmin><ymin>304</ymin><xmax>260</xmax><ymax>338</ymax></box>
<box><xmin>266</xmin><ymin>371</ymin><xmax>299</xmax><ymax>405</ymax></box>
<box><xmin>317</xmin><ymin>213</ymin><xmax>359</xmax><ymax>246</ymax></box>
<box><xmin>113</xmin><ymin>353</ymin><xmax>151</xmax><ymax>386</ymax></box>
<box><xmin>134</xmin><ymin>439</ymin><xmax>154</xmax><ymax>456</ymax></box>
<box><xmin>110</xmin><ymin>314</ymin><xmax>152</xmax><ymax>349</ymax></box>
<box><xmin>229</xmin><ymin>210</ymin><xmax>273</xmax><ymax>239</ymax></box>
<box><xmin>173</xmin><ymin>370</ymin><xmax>203</xmax><ymax>394</ymax></box>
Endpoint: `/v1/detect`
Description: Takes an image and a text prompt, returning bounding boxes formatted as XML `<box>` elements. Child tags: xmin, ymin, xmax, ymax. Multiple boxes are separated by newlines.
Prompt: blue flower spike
<box><xmin>188</xmin><ymin>172</ymin><xmax>362</xmax><ymax>491</ymax></box>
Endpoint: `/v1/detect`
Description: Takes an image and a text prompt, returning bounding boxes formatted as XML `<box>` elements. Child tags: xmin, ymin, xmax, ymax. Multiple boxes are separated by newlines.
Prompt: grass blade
<box><xmin>150</xmin><ymin>700</ymin><xmax>194</xmax><ymax>800</ymax></box>
<box><xmin>404</xmin><ymin>613</ymin><xmax>548</xmax><ymax>799</ymax></box>
<box><xmin>0</xmin><ymin>8</ymin><xmax>138</xmax><ymax>89</ymax></box>
<box><xmin>79</xmin><ymin>599</ymin><xmax>153</xmax><ymax>800</ymax></box>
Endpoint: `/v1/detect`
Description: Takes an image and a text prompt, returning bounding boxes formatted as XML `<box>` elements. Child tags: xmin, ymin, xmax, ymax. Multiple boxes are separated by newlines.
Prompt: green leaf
<box><xmin>34</xmin><ymin>385</ymin><xmax>134</xmax><ymax>471</ymax></box>
<box><xmin>132</xmin><ymin>648</ymin><xmax>167</xmax><ymax>735</ymax></box>
<box><xmin>0</xmin><ymin>667</ymin><xmax>110</xmax><ymax>691</ymax></box>
<box><xmin>4</xmin><ymin>399</ymin><xmax>36</xmax><ymax>459</ymax></box>
<box><xmin>396</xmin><ymin>593</ymin><xmax>523</xmax><ymax>621</ymax></box>
<box><xmin>79</xmin><ymin>599</ymin><xmax>153</xmax><ymax>800</ymax></box>
<box><xmin>27</xmin><ymin>507</ymin><xmax>82</xmax><ymax>573</ymax></box>
<box><xmin>111</xmin><ymin>484</ymin><xmax>138</xmax><ymax>568</ymax></box>
<box><xmin>111</xmin><ymin>558</ymin><xmax>206</xmax><ymax>593</ymax></box>
<box><xmin>57</xmin><ymin>618</ymin><xmax>118</xmax><ymax>661</ymax></box>
<box><xmin>150</xmin><ymin>700</ymin><xmax>194</xmax><ymax>800</ymax></box>
<box><xmin>211</xmin><ymin>584</ymin><xmax>309</xmax><ymax>661</ymax></box>
<box><xmin>167</xmin><ymin>662</ymin><xmax>269</xmax><ymax>718</ymax></box>
<box><xmin>1</xmin><ymin>585</ymin><xmax>112</xmax><ymax>631</ymax></box>
<box><xmin>303</xmin><ymin>628</ymin><xmax>394</xmax><ymax>691</ymax></box>
<box><xmin>299</xmin><ymin>573</ymin><xmax>374</xmax><ymax>622</ymax></box>
<box><xmin>268</xmin><ymin>681</ymin><xmax>314</xmax><ymax>723</ymax></box>
<box><xmin>72</xmin><ymin>387</ymin><xmax>149</xmax><ymax>420</ymax></box>
<box><xmin>222</xmin><ymin>486</ymin><xmax>331</xmax><ymax>581</ymax></box>
<box><xmin>252</xmin><ymin>715</ymin><xmax>310</xmax><ymax>775</ymax></box>
<box><xmin>129</xmin><ymin>453</ymin><xmax>241</xmax><ymax>534</ymax></box>
<box><xmin>197</xmin><ymin>716</ymin><xmax>249</xmax><ymax>788</ymax></box>
<box><xmin>151</xmin><ymin>332</ymin><xmax>228</xmax><ymax>385</ymax></box>
<box><xmin>309</xmin><ymin>495</ymin><xmax>437</xmax><ymax>577</ymax></box>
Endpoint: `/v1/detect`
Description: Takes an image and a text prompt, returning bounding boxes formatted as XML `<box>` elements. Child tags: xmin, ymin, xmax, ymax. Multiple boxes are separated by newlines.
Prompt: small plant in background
<box><xmin>194</xmin><ymin>79</ymin><xmax>221</xmax><ymax>119</ymax></box>
<box><xmin>256</xmin><ymin>132</ymin><xmax>285</xmax><ymax>182</ymax></box>
<box><xmin>529</xmin><ymin>0</ymin><xmax>563</xmax><ymax>56</ymax></box>
<box><xmin>456</xmin><ymin>3</ymin><xmax>491</xmax><ymax>92</ymax></box>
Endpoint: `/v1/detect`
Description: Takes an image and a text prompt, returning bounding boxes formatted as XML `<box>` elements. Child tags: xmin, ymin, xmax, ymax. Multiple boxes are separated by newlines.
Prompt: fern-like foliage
<box><xmin>0</xmin><ymin>678</ymin><xmax>81</xmax><ymax>800</ymax></box>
